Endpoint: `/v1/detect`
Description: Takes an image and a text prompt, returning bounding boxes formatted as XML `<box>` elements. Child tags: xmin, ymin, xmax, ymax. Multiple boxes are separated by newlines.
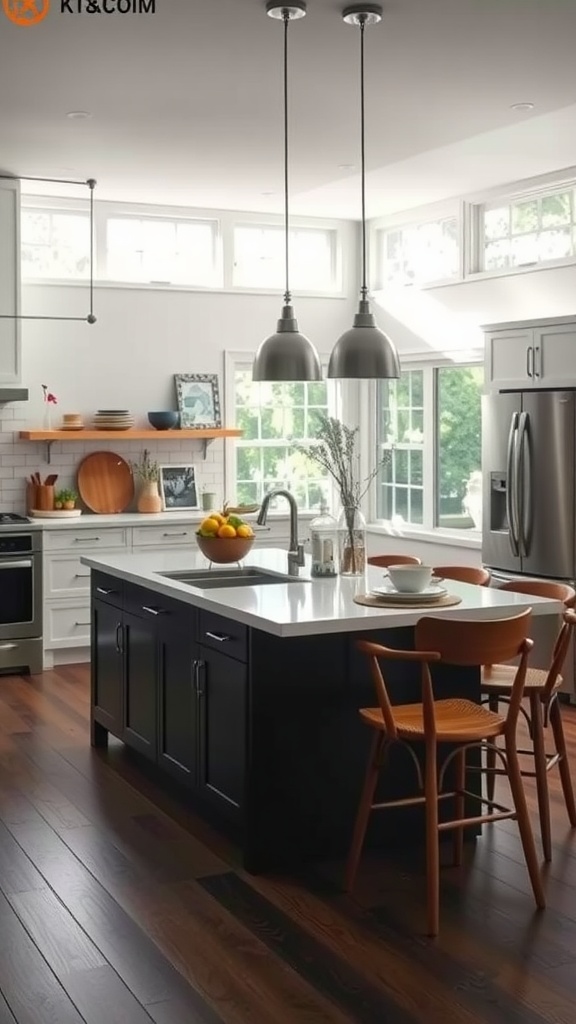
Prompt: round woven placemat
<box><xmin>353</xmin><ymin>592</ymin><xmax>462</xmax><ymax>609</ymax></box>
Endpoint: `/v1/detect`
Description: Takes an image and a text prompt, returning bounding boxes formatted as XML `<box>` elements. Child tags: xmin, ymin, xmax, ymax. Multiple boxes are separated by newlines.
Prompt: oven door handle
<box><xmin>0</xmin><ymin>559</ymin><xmax>33</xmax><ymax>570</ymax></box>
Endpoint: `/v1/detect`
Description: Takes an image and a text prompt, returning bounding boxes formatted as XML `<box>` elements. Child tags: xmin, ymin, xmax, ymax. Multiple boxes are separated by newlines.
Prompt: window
<box><xmin>374</xmin><ymin>216</ymin><xmax>459</xmax><ymax>288</ymax></box>
<box><xmin>21</xmin><ymin>209</ymin><xmax>91</xmax><ymax>279</ymax></box>
<box><xmin>232</xmin><ymin>225</ymin><xmax>339</xmax><ymax>292</ymax></box>
<box><xmin>231</xmin><ymin>365</ymin><xmax>336</xmax><ymax>511</ymax></box>
<box><xmin>479</xmin><ymin>186</ymin><xmax>576</xmax><ymax>272</ymax></box>
<box><xmin>377</xmin><ymin>364</ymin><xmax>483</xmax><ymax>531</ymax></box>
<box><xmin>105</xmin><ymin>216</ymin><xmax>219</xmax><ymax>285</ymax></box>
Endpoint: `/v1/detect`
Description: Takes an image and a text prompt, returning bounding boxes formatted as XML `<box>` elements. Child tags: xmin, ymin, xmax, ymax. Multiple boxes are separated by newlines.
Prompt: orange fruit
<box><xmin>200</xmin><ymin>517</ymin><xmax>220</xmax><ymax>535</ymax></box>
<box><xmin>236</xmin><ymin>524</ymin><xmax>252</xmax><ymax>538</ymax></box>
<box><xmin>211</xmin><ymin>512</ymin><xmax>226</xmax><ymax>524</ymax></box>
<box><xmin>218</xmin><ymin>524</ymin><xmax>237</xmax><ymax>538</ymax></box>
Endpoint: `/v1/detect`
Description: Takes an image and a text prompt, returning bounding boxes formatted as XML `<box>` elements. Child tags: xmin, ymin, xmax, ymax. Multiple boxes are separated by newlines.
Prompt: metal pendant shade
<box><xmin>253</xmin><ymin>1</ymin><xmax>322</xmax><ymax>383</ymax></box>
<box><xmin>328</xmin><ymin>5</ymin><xmax>400</xmax><ymax>380</ymax></box>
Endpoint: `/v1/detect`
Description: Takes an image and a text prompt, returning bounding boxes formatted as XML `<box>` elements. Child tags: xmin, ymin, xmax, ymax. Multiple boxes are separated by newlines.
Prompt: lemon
<box><xmin>218</xmin><ymin>523</ymin><xmax>237</xmax><ymax>538</ymax></box>
<box><xmin>200</xmin><ymin>517</ymin><xmax>220</xmax><ymax>535</ymax></box>
<box><xmin>236</xmin><ymin>524</ymin><xmax>252</xmax><ymax>538</ymax></box>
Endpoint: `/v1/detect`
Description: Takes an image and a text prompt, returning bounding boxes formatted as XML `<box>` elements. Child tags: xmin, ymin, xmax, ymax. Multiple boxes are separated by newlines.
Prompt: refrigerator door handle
<box><xmin>517</xmin><ymin>411</ymin><xmax>531</xmax><ymax>557</ymax></box>
<box><xmin>506</xmin><ymin>412</ymin><xmax>520</xmax><ymax>556</ymax></box>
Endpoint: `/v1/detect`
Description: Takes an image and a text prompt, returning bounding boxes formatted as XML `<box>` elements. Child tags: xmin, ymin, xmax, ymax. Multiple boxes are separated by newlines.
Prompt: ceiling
<box><xmin>1</xmin><ymin>0</ymin><xmax>576</xmax><ymax>219</ymax></box>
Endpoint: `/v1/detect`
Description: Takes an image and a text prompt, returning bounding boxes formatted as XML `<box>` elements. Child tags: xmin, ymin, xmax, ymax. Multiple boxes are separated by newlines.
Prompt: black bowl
<box><xmin>148</xmin><ymin>411</ymin><xmax>179</xmax><ymax>431</ymax></box>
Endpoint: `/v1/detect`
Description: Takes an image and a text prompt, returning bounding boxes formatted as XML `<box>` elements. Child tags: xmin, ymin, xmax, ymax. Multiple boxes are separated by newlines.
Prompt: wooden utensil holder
<box><xmin>36</xmin><ymin>484</ymin><xmax>54</xmax><ymax>511</ymax></box>
<box><xmin>26</xmin><ymin>482</ymin><xmax>39</xmax><ymax>514</ymax></box>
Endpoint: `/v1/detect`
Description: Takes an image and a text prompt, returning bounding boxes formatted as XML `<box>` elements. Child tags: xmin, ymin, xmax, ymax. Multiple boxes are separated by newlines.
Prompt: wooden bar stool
<box><xmin>482</xmin><ymin>580</ymin><xmax>576</xmax><ymax>861</ymax></box>
<box><xmin>368</xmin><ymin>554</ymin><xmax>422</xmax><ymax>568</ymax></box>
<box><xmin>346</xmin><ymin>610</ymin><xmax>545</xmax><ymax>936</ymax></box>
<box><xmin>432</xmin><ymin>565</ymin><xmax>491</xmax><ymax>586</ymax></box>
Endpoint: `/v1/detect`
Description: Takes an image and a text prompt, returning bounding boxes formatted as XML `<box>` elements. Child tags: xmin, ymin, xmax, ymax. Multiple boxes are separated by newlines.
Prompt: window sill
<box><xmin>366</xmin><ymin>522</ymin><xmax>482</xmax><ymax>551</ymax></box>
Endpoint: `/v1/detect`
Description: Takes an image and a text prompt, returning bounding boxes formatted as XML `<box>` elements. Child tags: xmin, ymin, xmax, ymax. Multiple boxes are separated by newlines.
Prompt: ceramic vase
<box><xmin>137</xmin><ymin>480</ymin><xmax>163</xmax><ymax>513</ymax></box>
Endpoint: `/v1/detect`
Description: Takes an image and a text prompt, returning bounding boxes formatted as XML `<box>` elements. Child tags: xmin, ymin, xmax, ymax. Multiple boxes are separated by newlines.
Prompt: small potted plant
<box><xmin>132</xmin><ymin>449</ymin><xmax>162</xmax><ymax>513</ymax></box>
<box><xmin>54</xmin><ymin>488</ymin><xmax>78</xmax><ymax>511</ymax></box>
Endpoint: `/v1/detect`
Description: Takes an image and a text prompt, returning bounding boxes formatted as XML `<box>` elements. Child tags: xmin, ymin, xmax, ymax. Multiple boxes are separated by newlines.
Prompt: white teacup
<box><xmin>386</xmin><ymin>564</ymin><xmax>434</xmax><ymax>593</ymax></box>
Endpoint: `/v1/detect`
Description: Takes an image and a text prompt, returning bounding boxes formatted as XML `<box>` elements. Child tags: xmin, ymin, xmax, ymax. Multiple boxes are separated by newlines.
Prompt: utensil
<box><xmin>77</xmin><ymin>450</ymin><xmax>134</xmax><ymax>514</ymax></box>
<box><xmin>44</xmin><ymin>474</ymin><xmax>58</xmax><ymax>486</ymax></box>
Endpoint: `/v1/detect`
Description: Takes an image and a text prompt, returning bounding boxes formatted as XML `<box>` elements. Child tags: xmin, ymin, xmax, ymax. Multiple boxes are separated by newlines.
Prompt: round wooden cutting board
<box><xmin>77</xmin><ymin>451</ymin><xmax>134</xmax><ymax>514</ymax></box>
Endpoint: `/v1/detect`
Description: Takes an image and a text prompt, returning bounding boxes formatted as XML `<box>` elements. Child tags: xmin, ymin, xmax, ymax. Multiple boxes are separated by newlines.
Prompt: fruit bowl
<box><xmin>196</xmin><ymin>534</ymin><xmax>255</xmax><ymax>564</ymax></box>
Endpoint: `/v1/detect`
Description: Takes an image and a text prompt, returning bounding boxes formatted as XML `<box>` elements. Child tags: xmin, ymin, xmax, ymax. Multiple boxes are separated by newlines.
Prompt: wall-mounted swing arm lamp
<box><xmin>0</xmin><ymin>173</ymin><xmax>97</xmax><ymax>324</ymax></box>
<box><xmin>328</xmin><ymin>4</ymin><xmax>400</xmax><ymax>380</ymax></box>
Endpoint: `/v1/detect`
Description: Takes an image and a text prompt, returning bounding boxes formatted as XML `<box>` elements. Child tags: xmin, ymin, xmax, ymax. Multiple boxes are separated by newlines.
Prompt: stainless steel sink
<box><xmin>157</xmin><ymin>566</ymin><xmax>304</xmax><ymax>589</ymax></box>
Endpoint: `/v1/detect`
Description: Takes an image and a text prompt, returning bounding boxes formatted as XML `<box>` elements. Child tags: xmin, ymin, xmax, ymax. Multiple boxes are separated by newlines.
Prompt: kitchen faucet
<box><xmin>257</xmin><ymin>488</ymin><xmax>305</xmax><ymax>576</ymax></box>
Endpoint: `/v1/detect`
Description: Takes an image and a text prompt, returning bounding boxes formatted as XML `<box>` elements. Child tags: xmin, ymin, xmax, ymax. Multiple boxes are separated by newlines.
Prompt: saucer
<box><xmin>370</xmin><ymin>583</ymin><xmax>448</xmax><ymax>602</ymax></box>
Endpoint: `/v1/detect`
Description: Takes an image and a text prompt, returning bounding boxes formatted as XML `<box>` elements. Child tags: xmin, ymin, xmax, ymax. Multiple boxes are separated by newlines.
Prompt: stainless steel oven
<box><xmin>0</xmin><ymin>530</ymin><xmax>43</xmax><ymax>675</ymax></box>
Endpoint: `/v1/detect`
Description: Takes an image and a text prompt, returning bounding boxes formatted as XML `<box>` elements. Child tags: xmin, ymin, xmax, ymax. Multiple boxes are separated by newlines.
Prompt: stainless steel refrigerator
<box><xmin>482</xmin><ymin>390</ymin><xmax>575</xmax><ymax>698</ymax></box>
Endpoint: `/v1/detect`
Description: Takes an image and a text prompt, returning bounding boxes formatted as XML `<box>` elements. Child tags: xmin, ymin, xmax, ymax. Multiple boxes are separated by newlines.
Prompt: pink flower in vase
<box><xmin>41</xmin><ymin>385</ymin><xmax>58</xmax><ymax>431</ymax></box>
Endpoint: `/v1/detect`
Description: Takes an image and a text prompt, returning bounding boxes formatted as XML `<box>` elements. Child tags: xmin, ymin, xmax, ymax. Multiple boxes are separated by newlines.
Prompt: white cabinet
<box><xmin>485</xmin><ymin>318</ymin><xmax>576</xmax><ymax>390</ymax></box>
<box><xmin>0</xmin><ymin>178</ymin><xmax>21</xmax><ymax>387</ymax></box>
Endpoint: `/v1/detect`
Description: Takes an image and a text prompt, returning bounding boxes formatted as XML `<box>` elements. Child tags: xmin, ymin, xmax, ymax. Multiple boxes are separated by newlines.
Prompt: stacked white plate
<box><xmin>370</xmin><ymin>583</ymin><xmax>448</xmax><ymax>603</ymax></box>
<box><xmin>93</xmin><ymin>409</ymin><xmax>134</xmax><ymax>431</ymax></box>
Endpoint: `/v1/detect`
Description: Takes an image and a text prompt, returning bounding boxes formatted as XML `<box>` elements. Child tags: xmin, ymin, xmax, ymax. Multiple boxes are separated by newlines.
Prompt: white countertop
<box><xmin>27</xmin><ymin>511</ymin><xmax>204</xmax><ymax>530</ymax></box>
<box><xmin>80</xmin><ymin>547</ymin><xmax>564</xmax><ymax>638</ymax></box>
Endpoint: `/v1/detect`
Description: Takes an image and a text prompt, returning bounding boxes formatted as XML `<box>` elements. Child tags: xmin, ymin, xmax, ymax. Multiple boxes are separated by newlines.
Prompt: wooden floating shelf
<box><xmin>19</xmin><ymin>428</ymin><xmax>242</xmax><ymax>442</ymax></box>
<box><xmin>19</xmin><ymin>428</ymin><xmax>243</xmax><ymax>464</ymax></box>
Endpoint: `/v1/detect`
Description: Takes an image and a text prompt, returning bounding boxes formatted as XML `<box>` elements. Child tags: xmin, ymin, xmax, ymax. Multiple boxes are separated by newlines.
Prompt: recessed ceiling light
<box><xmin>338</xmin><ymin>163</ymin><xmax>356</xmax><ymax>171</ymax></box>
<box><xmin>510</xmin><ymin>102</ymin><xmax>535</xmax><ymax>112</ymax></box>
<box><xmin>66</xmin><ymin>111</ymin><xmax>93</xmax><ymax>120</ymax></box>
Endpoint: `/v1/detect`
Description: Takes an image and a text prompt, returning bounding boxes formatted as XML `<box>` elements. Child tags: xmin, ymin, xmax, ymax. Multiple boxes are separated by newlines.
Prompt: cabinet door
<box><xmin>485</xmin><ymin>329</ymin><xmax>533</xmax><ymax>389</ymax></box>
<box><xmin>197</xmin><ymin>645</ymin><xmax>247</xmax><ymax>819</ymax></box>
<box><xmin>534</xmin><ymin>323</ymin><xmax>576</xmax><ymax>387</ymax></box>
<box><xmin>91</xmin><ymin>599</ymin><xmax>123</xmax><ymax>737</ymax></box>
<box><xmin>0</xmin><ymin>179</ymin><xmax>21</xmax><ymax>385</ymax></box>
<box><xmin>158</xmin><ymin>610</ymin><xmax>197</xmax><ymax>786</ymax></box>
<box><xmin>123</xmin><ymin>611</ymin><xmax>157</xmax><ymax>759</ymax></box>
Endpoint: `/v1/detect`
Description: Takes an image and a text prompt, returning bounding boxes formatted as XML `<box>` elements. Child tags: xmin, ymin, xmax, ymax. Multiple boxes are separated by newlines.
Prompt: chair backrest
<box><xmin>498</xmin><ymin>579</ymin><xmax>576</xmax><ymax>607</ymax></box>
<box><xmin>368</xmin><ymin>554</ymin><xmax>422</xmax><ymax>568</ymax></box>
<box><xmin>432</xmin><ymin>565</ymin><xmax>491</xmax><ymax>586</ymax></box>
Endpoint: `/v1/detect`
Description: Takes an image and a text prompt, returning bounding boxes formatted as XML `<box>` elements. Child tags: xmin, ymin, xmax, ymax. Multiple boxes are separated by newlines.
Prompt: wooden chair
<box><xmin>346</xmin><ymin>610</ymin><xmax>545</xmax><ymax>936</ymax></box>
<box><xmin>432</xmin><ymin>565</ymin><xmax>491</xmax><ymax>586</ymax></box>
<box><xmin>482</xmin><ymin>580</ymin><xmax>576</xmax><ymax>861</ymax></box>
<box><xmin>368</xmin><ymin>554</ymin><xmax>422</xmax><ymax>568</ymax></box>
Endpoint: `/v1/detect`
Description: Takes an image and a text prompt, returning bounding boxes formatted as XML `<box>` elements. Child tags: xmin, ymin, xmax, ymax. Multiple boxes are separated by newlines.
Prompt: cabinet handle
<box><xmin>205</xmin><ymin>631</ymin><xmax>232</xmax><ymax>643</ymax></box>
<box><xmin>115</xmin><ymin>622</ymin><xmax>124</xmax><ymax>654</ymax></box>
<box><xmin>162</xmin><ymin>532</ymin><xmax>189</xmax><ymax>538</ymax></box>
<box><xmin>533</xmin><ymin>345</ymin><xmax>541</xmax><ymax>377</ymax></box>
<box><xmin>193</xmin><ymin>658</ymin><xmax>205</xmax><ymax>697</ymax></box>
<box><xmin>526</xmin><ymin>346</ymin><xmax>533</xmax><ymax>377</ymax></box>
<box><xmin>75</xmin><ymin>620</ymin><xmax>91</xmax><ymax>627</ymax></box>
<box><xmin>74</xmin><ymin>537</ymin><xmax>101</xmax><ymax>543</ymax></box>
<box><xmin>0</xmin><ymin>642</ymin><xmax>18</xmax><ymax>650</ymax></box>
<box><xmin>75</xmin><ymin>573</ymin><xmax>91</xmax><ymax>579</ymax></box>
<box><xmin>141</xmin><ymin>605</ymin><xmax>167</xmax><ymax>616</ymax></box>
<box><xmin>96</xmin><ymin>586</ymin><xmax>116</xmax><ymax>596</ymax></box>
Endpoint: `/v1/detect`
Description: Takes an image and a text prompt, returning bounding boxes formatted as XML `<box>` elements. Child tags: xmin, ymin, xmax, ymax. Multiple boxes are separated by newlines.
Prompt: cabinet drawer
<box><xmin>44</xmin><ymin>527</ymin><xmax>128</xmax><ymax>552</ymax></box>
<box><xmin>45</xmin><ymin>601</ymin><xmax>91</xmax><ymax>649</ymax></box>
<box><xmin>199</xmin><ymin>610</ymin><xmax>248</xmax><ymax>663</ymax></box>
<box><xmin>132</xmin><ymin>525</ymin><xmax>197</xmax><ymax>547</ymax></box>
<box><xmin>91</xmin><ymin>571</ymin><xmax>124</xmax><ymax>609</ymax></box>
<box><xmin>45</xmin><ymin>555</ymin><xmax>92</xmax><ymax>598</ymax></box>
<box><xmin>123</xmin><ymin>582</ymin><xmax>183</xmax><ymax>621</ymax></box>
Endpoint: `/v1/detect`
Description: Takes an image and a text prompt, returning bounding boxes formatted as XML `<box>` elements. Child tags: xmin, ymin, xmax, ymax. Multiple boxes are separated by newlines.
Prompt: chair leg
<box><xmin>529</xmin><ymin>693</ymin><xmax>552</xmax><ymax>862</ymax></box>
<box><xmin>424</xmin><ymin>738</ymin><xmax>440</xmax><ymax>937</ymax></box>
<box><xmin>453</xmin><ymin>747</ymin><xmax>465</xmax><ymax>867</ymax></box>
<box><xmin>486</xmin><ymin>695</ymin><xmax>499</xmax><ymax>803</ymax></box>
<box><xmin>549</xmin><ymin>696</ymin><xmax>576</xmax><ymax>828</ymax></box>
<box><xmin>345</xmin><ymin>731</ymin><xmax>385</xmax><ymax>893</ymax></box>
<box><xmin>505</xmin><ymin>736</ymin><xmax>546</xmax><ymax>910</ymax></box>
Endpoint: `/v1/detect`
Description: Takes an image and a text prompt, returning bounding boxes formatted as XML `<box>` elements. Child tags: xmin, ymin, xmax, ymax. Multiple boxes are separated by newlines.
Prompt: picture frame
<box><xmin>174</xmin><ymin>373</ymin><xmax>222</xmax><ymax>429</ymax></box>
<box><xmin>158</xmin><ymin>464</ymin><xmax>199</xmax><ymax>511</ymax></box>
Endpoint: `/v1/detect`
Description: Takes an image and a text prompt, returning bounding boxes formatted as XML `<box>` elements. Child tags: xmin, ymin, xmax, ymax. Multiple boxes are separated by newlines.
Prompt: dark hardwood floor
<box><xmin>0</xmin><ymin>665</ymin><xmax>575</xmax><ymax>1022</ymax></box>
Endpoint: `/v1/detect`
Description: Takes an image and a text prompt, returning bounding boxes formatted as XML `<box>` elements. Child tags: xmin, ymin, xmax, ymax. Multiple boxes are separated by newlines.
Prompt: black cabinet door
<box><xmin>91</xmin><ymin>599</ymin><xmax>123</xmax><ymax>736</ymax></box>
<box><xmin>123</xmin><ymin>611</ymin><xmax>158</xmax><ymax>759</ymax></box>
<box><xmin>157</xmin><ymin>611</ymin><xmax>197</xmax><ymax>786</ymax></box>
<box><xmin>197</xmin><ymin>645</ymin><xmax>247</xmax><ymax>819</ymax></box>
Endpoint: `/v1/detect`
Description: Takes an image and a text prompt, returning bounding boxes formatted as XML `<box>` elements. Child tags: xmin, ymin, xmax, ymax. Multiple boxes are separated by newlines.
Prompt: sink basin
<box><xmin>158</xmin><ymin>566</ymin><xmax>304</xmax><ymax>589</ymax></box>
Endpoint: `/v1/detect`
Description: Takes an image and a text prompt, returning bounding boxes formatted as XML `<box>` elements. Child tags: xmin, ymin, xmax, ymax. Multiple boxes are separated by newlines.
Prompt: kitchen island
<box><xmin>84</xmin><ymin>548</ymin><xmax>562</xmax><ymax>871</ymax></box>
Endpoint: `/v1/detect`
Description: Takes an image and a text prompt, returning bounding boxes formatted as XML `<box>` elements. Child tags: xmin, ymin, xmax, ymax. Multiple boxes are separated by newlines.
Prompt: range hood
<box><xmin>0</xmin><ymin>388</ymin><xmax>28</xmax><ymax>402</ymax></box>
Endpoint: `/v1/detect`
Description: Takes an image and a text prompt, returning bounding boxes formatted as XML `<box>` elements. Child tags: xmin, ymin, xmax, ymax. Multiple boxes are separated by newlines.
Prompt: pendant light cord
<box><xmin>359</xmin><ymin>14</ymin><xmax>368</xmax><ymax>300</ymax></box>
<box><xmin>283</xmin><ymin>9</ymin><xmax>291</xmax><ymax>305</ymax></box>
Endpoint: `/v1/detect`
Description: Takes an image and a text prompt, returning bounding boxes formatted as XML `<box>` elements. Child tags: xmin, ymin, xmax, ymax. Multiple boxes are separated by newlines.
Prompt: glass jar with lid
<box><xmin>309</xmin><ymin>503</ymin><xmax>337</xmax><ymax>578</ymax></box>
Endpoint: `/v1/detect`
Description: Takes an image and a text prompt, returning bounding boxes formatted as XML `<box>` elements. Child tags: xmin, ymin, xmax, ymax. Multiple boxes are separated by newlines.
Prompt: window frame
<box><xmin>369</xmin><ymin>199</ymin><xmax>464</xmax><ymax>291</ymax></box>
<box><xmin>368</xmin><ymin>355</ymin><xmax>484</xmax><ymax>538</ymax></box>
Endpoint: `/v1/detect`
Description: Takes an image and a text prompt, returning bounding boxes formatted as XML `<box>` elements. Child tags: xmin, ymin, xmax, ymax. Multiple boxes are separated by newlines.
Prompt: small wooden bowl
<box><xmin>196</xmin><ymin>534</ymin><xmax>254</xmax><ymax>564</ymax></box>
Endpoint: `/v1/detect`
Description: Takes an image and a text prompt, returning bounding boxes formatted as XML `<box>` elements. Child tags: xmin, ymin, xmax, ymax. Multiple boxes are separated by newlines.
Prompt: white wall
<box><xmin>0</xmin><ymin>220</ymin><xmax>358</xmax><ymax>512</ymax></box>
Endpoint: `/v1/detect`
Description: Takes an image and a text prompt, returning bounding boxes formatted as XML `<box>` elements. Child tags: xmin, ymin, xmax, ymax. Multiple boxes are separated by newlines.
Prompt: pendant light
<box><xmin>328</xmin><ymin>5</ymin><xmax>400</xmax><ymax>380</ymax></box>
<box><xmin>252</xmin><ymin>2</ymin><xmax>322</xmax><ymax>382</ymax></box>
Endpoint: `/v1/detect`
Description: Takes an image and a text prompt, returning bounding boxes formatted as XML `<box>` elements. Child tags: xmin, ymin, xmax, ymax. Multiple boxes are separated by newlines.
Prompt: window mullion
<box><xmin>422</xmin><ymin>367</ymin><xmax>435</xmax><ymax>530</ymax></box>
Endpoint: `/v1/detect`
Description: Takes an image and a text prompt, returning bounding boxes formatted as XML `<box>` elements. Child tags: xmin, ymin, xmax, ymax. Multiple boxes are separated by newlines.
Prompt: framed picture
<box><xmin>174</xmin><ymin>373</ymin><xmax>222</xmax><ymax>429</ymax></box>
<box><xmin>159</xmin><ymin>464</ymin><xmax>199</xmax><ymax>511</ymax></box>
